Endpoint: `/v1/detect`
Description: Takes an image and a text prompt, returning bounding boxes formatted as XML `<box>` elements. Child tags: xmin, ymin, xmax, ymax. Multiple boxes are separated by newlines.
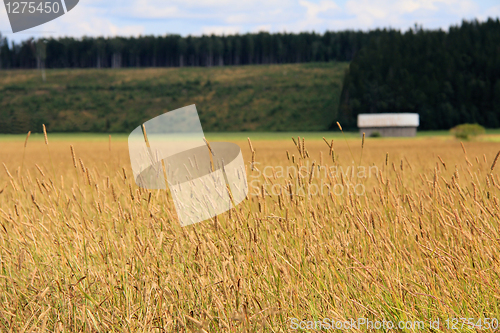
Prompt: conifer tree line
<box><xmin>0</xmin><ymin>30</ymin><xmax>377</xmax><ymax>69</ymax></box>
<box><xmin>338</xmin><ymin>18</ymin><xmax>500</xmax><ymax>130</ymax></box>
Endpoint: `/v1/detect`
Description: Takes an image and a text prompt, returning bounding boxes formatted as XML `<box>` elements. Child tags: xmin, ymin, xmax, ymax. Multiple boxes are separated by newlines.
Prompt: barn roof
<box><xmin>357</xmin><ymin>113</ymin><xmax>419</xmax><ymax>128</ymax></box>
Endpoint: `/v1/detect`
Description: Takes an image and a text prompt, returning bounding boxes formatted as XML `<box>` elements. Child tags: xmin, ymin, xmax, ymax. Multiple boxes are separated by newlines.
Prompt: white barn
<box><xmin>357</xmin><ymin>113</ymin><xmax>420</xmax><ymax>137</ymax></box>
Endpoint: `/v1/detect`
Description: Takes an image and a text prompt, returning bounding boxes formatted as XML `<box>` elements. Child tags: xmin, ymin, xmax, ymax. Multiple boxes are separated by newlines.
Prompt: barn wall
<box><xmin>359</xmin><ymin>127</ymin><xmax>417</xmax><ymax>137</ymax></box>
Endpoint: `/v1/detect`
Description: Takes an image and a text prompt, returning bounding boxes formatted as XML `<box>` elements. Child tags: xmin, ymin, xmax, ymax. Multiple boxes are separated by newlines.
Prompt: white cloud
<box><xmin>300</xmin><ymin>0</ymin><xmax>339</xmax><ymax>20</ymax></box>
<box><xmin>293</xmin><ymin>0</ymin><xmax>340</xmax><ymax>31</ymax></box>
<box><xmin>485</xmin><ymin>6</ymin><xmax>500</xmax><ymax>18</ymax></box>
<box><xmin>40</xmin><ymin>5</ymin><xmax>145</xmax><ymax>39</ymax></box>
<box><xmin>342</xmin><ymin>0</ymin><xmax>479</xmax><ymax>30</ymax></box>
<box><xmin>110</xmin><ymin>0</ymin><xmax>293</xmax><ymax>21</ymax></box>
<box><xmin>225</xmin><ymin>8</ymin><xmax>293</xmax><ymax>26</ymax></box>
<box><xmin>112</xmin><ymin>0</ymin><xmax>179</xmax><ymax>19</ymax></box>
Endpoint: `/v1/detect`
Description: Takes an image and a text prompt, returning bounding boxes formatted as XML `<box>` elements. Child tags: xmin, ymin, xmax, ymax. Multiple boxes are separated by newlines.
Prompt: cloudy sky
<box><xmin>1</xmin><ymin>0</ymin><xmax>499</xmax><ymax>42</ymax></box>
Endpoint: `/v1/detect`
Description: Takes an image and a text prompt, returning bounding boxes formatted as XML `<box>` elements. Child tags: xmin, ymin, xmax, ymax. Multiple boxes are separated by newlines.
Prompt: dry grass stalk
<box><xmin>302</xmin><ymin>137</ymin><xmax>305</xmax><ymax>158</ymax></box>
<box><xmin>111</xmin><ymin>184</ymin><xmax>117</xmax><ymax>202</ymax></box>
<box><xmin>9</xmin><ymin>179</ymin><xmax>17</xmax><ymax>192</ymax></box>
<box><xmin>438</xmin><ymin>155</ymin><xmax>447</xmax><ymax>170</ymax></box>
<box><xmin>251</xmin><ymin>151</ymin><xmax>256</xmax><ymax>171</ymax></box>
<box><xmin>491</xmin><ymin>151</ymin><xmax>500</xmax><ymax>172</ymax></box>
<box><xmin>322</xmin><ymin>137</ymin><xmax>331</xmax><ymax>149</ymax></box>
<box><xmin>20</xmin><ymin>131</ymin><xmax>32</xmax><ymax>177</ymax></box>
<box><xmin>129</xmin><ymin>184</ymin><xmax>135</xmax><ymax>201</ymax></box>
<box><xmin>309</xmin><ymin>162</ymin><xmax>315</xmax><ymax>184</ymax></box>
<box><xmin>86</xmin><ymin>168</ymin><xmax>92</xmax><ymax>185</ymax></box>
<box><xmin>460</xmin><ymin>141</ymin><xmax>467</xmax><ymax>155</ymax></box>
<box><xmin>70</xmin><ymin>145</ymin><xmax>77</xmax><ymax>168</ymax></box>
<box><xmin>79</xmin><ymin>159</ymin><xmax>86</xmax><ymax>174</ymax></box>
<box><xmin>3</xmin><ymin>163</ymin><xmax>13</xmax><ymax>179</ymax></box>
<box><xmin>248</xmin><ymin>137</ymin><xmax>254</xmax><ymax>152</ymax></box>
<box><xmin>24</xmin><ymin>131</ymin><xmax>31</xmax><ymax>148</ymax></box>
<box><xmin>203</xmin><ymin>137</ymin><xmax>214</xmax><ymax>156</ymax></box>
<box><xmin>42</xmin><ymin>124</ymin><xmax>48</xmax><ymax>145</ymax></box>
<box><xmin>35</xmin><ymin>164</ymin><xmax>45</xmax><ymax>177</ymax></box>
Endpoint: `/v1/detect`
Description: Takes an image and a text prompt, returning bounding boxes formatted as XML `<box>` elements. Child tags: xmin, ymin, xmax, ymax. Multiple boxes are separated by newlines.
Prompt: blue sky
<box><xmin>1</xmin><ymin>0</ymin><xmax>499</xmax><ymax>42</ymax></box>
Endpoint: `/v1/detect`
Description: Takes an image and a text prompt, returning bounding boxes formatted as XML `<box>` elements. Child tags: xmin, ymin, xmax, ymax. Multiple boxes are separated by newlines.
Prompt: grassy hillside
<box><xmin>0</xmin><ymin>62</ymin><xmax>348</xmax><ymax>133</ymax></box>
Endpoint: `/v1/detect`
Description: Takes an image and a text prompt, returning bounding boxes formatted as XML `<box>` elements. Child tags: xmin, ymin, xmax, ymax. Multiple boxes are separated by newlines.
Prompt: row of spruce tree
<box><xmin>0</xmin><ymin>30</ymin><xmax>380</xmax><ymax>69</ymax></box>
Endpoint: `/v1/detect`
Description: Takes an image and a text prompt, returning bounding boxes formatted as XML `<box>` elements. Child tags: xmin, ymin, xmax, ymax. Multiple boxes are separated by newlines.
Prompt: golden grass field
<box><xmin>0</xmin><ymin>132</ymin><xmax>500</xmax><ymax>332</ymax></box>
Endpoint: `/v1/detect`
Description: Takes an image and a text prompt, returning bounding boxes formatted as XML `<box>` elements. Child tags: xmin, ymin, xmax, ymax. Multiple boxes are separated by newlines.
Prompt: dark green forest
<box><xmin>338</xmin><ymin>18</ymin><xmax>500</xmax><ymax>130</ymax></box>
<box><xmin>0</xmin><ymin>30</ymin><xmax>376</xmax><ymax>69</ymax></box>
